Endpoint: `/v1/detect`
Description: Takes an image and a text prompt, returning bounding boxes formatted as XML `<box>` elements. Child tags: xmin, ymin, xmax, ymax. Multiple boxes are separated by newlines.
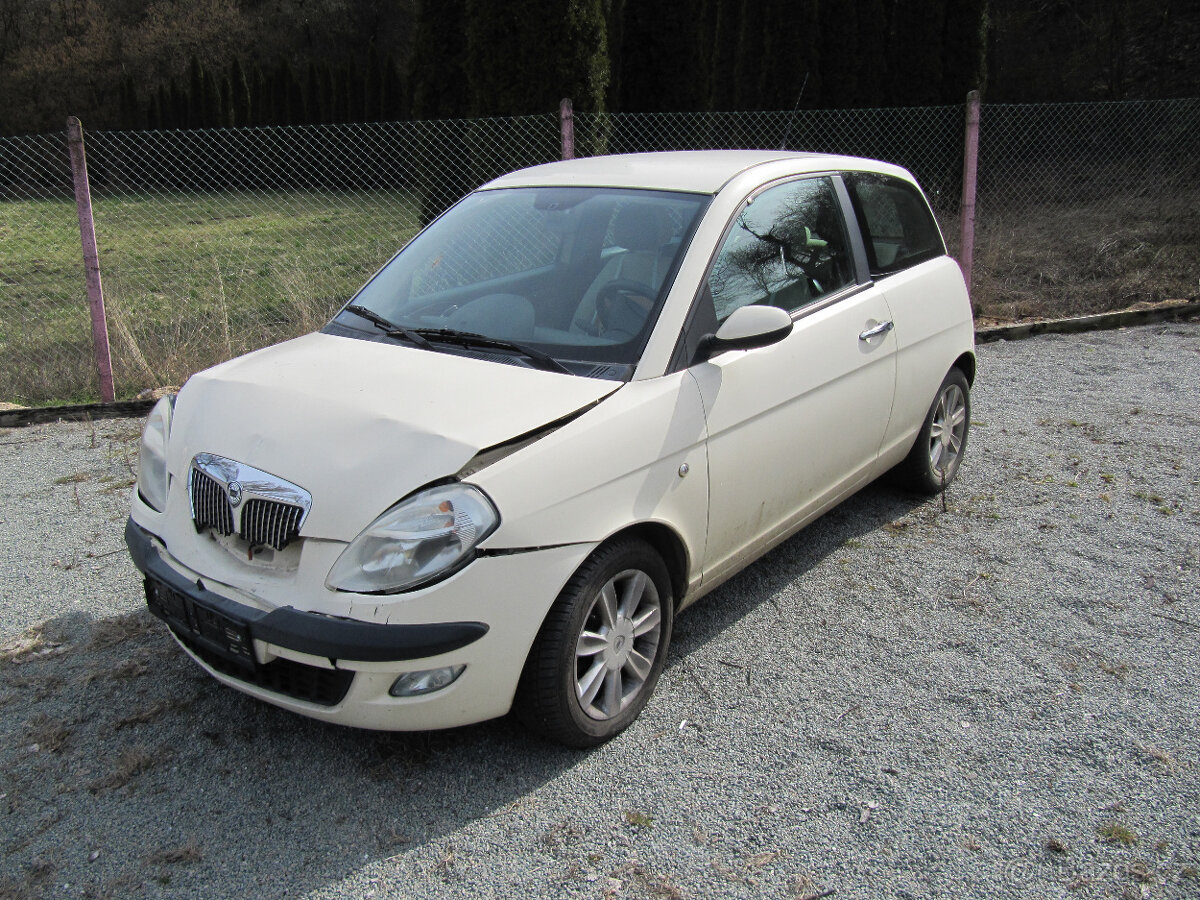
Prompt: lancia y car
<box><xmin>126</xmin><ymin>150</ymin><xmax>975</xmax><ymax>747</ymax></box>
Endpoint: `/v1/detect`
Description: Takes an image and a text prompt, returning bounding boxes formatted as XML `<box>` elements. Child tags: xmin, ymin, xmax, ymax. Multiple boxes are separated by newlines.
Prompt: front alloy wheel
<box><xmin>574</xmin><ymin>567</ymin><xmax>663</xmax><ymax>720</ymax></box>
<box><xmin>516</xmin><ymin>539</ymin><xmax>673</xmax><ymax>747</ymax></box>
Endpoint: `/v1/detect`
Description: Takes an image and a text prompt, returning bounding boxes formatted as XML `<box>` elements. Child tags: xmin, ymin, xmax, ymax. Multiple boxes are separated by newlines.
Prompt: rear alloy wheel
<box><xmin>896</xmin><ymin>367</ymin><xmax>971</xmax><ymax>494</ymax></box>
<box><xmin>515</xmin><ymin>539</ymin><xmax>673</xmax><ymax>747</ymax></box>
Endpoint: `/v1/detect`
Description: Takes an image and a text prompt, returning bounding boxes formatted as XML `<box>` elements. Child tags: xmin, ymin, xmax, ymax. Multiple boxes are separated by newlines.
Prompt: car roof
<box><xmin>481</xmin><ymin>150</ymin><xmax>913</xmax><ymax>195</ymax></box>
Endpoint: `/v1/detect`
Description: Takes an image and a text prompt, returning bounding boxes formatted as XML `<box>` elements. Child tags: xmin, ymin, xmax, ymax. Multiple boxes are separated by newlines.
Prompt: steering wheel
<box><xmin>594</xmin><ymin>279</ymin><xmax>657</xmax><ymax>340</ymax></box>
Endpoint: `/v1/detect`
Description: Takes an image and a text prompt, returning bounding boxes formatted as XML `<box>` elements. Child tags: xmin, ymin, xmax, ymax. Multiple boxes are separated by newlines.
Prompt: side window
<box><xmin>845</xmin><ymin>173</ymin><xmax>944</xmax><ymax>276</ymax></box>
<box><xmin>708</xmin><ymin>177</ymin><xmax>853</xmax><ymax>324</ymax></box>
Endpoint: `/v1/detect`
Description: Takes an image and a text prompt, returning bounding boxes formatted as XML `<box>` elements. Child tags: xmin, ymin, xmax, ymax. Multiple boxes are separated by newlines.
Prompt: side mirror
<box><xmin>695</xmin><ymin>305</ymin><xmax>793</xmax><ymax>362</ymax></box>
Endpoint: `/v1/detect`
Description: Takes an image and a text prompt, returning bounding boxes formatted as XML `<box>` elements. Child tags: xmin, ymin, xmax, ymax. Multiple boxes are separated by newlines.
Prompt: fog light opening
<box><xmin>389</xmin><ymin>664</ymin><xmax>466</xmax><ymax>698</ymax></box>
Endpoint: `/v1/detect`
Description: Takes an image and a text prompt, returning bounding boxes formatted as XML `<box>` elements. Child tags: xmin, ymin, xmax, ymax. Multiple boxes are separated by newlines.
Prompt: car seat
<box><xmin>571</xmin><ymin>204</ymin><xmax>675</xmax><ymax>337</ymax></box>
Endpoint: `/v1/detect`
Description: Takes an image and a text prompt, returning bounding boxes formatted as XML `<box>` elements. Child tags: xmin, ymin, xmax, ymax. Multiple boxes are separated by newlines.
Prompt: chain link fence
<box><xmin>576</xmin><ymin>106</ymin><xmax>966</xmax><ymax>211</ymax></box>
<box><xmin>972</xmin><ymin>99</ymin><xmax>1199</xmax><ymax>320</ymax></box>
<box><xmin>1</xmin><ymin>98</ymin><xmax>1197</xmax><ymax>406</ymax></box>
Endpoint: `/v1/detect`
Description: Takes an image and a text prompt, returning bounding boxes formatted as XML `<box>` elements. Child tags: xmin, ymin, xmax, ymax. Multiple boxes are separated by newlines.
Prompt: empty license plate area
<box><xmin>145</xmin><ymin>576</ymin><xmax>256</xmax><ymax>670</ymax></box>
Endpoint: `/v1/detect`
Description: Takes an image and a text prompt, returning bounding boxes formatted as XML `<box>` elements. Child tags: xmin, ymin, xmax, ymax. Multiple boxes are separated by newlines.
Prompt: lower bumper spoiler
<box><xmin>124</xmin><ymin>519</ymin><xmax>488</xmax><ymax>664</ymax></box>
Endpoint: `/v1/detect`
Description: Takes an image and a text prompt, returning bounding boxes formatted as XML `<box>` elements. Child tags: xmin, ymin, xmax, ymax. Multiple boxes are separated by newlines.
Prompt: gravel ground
<box><xmin>1</xmin><ymin>321</ymin><xmax>1198</xmax><ymax>900</ymax></box>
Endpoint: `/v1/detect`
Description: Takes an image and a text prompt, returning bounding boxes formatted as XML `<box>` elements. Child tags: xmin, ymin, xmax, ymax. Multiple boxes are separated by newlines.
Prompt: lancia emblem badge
<box><xmin>227</xmin><ymin>481</ymin><xmax>243</xmax><ymax>507</ymax></box>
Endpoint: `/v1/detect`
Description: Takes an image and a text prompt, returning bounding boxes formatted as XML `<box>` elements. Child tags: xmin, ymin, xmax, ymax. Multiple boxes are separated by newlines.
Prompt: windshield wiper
<box><xmin>412</xmin><ymin>328</ymin><xmax>572</xmax><ymax>375</ymax></box>
<box><xmin>342</xmin><ymin>304</ymin><xmax>434</xmax><ymax>351</ymax></box>
<box><xmin>342</xmin><ymin>309</ymin><xmax>569</xmax><ymax>374</ymax></box>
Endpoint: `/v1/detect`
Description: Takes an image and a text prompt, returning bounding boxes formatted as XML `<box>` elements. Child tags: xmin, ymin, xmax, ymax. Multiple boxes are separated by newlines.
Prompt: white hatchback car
<box><xmin>127</xmin><ymin>151</ymin><xmax>974</xmax><ymax>746</ymax></box>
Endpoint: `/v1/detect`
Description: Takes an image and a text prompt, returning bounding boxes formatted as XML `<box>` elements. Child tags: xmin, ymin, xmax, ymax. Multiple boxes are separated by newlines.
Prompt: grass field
<box><xmin>1</xmin><ymin>190</ymin><xmax>420</xmax><ymax>404</ymax></box>
<box><xmin>1</xmin><ymin>183</ymin><xmax>1197</xmax><ymax>405</ymax></box>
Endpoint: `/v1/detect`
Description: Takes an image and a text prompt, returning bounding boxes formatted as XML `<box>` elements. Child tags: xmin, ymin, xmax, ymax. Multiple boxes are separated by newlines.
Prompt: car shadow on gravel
<box><xmin>1</xmin><ymin>606</ymin><xmax>582</xmax><ymax>897</ymax></box>
<box><xmin>664</xmin><ymin>480</ymin><xmax>927</xmax><ymax>662</ymax></box>
<box><xmin>0</xmin><ymin>481</ymin><xmax>925</xmax><ymax>900</ymax></box>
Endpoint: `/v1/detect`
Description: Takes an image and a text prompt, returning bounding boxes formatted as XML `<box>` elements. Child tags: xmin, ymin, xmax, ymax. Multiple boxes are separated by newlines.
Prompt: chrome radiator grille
<box><xmin>188</xmin><ymin>453</ymin><xmax>311</xmax><ymax>552</ymax></box>
<box><xmin>240</xmin><ymin>498</ymin><xmax>305</xmax><ymax>550</ymax></box>
<box><xmin>190</xmin><ymin>468</ymin><xmax>234</xmax><ymax>536</ymax></box>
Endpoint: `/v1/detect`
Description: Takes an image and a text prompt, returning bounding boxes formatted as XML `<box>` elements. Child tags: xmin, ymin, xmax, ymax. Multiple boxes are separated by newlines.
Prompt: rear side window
<box><xmin>845</xmin><ymin>173</ymin><xmax>944</xmax><ymax>276</ymax></box>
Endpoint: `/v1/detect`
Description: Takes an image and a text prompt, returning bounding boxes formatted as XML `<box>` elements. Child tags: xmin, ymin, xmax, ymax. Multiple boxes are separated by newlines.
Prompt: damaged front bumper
<box><xmin>123</xmin><ymin>518</ymin><xmax>593</xmax><ymax>730</ymax></box>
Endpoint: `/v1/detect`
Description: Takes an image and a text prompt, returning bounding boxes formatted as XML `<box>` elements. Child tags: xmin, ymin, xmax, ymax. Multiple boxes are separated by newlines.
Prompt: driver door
<box><xmin>689</xmin><ymin>175</ymin><xmax>897</xmax><ymax>585</ymax></box>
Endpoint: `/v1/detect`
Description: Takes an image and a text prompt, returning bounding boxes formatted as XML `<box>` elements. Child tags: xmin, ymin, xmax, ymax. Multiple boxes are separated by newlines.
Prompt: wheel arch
<box><xmin>598</xmin><ymin>521</ymin><xmax>691</xmax><ymax>609</ymax></box>
<box><xmin>954</xmin><ymin>350</ymin><xmax>976</xmax><ymax>385</ymax></box>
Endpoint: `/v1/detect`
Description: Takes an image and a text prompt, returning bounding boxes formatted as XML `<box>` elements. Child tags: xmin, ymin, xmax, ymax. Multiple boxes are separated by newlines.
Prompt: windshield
<box><xmin>328</xmin><ymin>186</ymin><xmax>709</xmax><ymax>377</ymax></box>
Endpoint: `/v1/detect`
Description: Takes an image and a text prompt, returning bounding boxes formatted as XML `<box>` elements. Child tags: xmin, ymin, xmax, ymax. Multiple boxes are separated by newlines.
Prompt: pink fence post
<box><xmin>65</xmin><ymin>116</ymin><xmax>115</xmax><ymax>403</ymax></box>
<box><xmin>958</xmin><ymin>90</ymin><xmax>981</xmax><ymax>308</ymax></box>
<box><xmin>559</xmin><ymin>98</ymin><xmax>575</xmax><ymax>160</ymax></box>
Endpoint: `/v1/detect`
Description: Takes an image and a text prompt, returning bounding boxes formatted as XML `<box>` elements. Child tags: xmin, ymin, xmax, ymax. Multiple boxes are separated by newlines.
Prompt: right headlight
<box><xmin>136</xmin><ymin>396</ymin><xmax>174</xmax><ymax>512</ymax></box>
<box><xmin>325</xmin><ymin>483</ymin><xmax>500</xmax><ymax>594</ymax></box>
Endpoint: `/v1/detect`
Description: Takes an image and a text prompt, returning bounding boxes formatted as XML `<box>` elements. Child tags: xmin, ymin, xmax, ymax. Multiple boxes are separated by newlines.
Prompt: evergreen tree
<box><xmin>381</xmin><ymin>55</ymin><xmax>408</xmax><ymax>120</ymax></box>
<box><xmin>775</xmin><ymin>0</ymin><xmax>821</xmax><ymax>109</ymax></box>
<box><xmin>288</xmin><ymin>61</ymin><xmax>306</xmax><ymax>124</ymax></box>
<box><xmin>887</xmin><ymin>0</ymin><xmax>946</xmax><ymax>104</ymax></box>
<box><xmin>693</xmin><ymin>0</ymin><xmax>719</xmax><ymax>111</ymax></box>
<box><xmin>337</xmin><ymin>63</ymin><xmax>354</xmax><ymax>123</ymax></box>
<box><xmin>365</xmin><ymin>46</ymin><xmax>381</xmax><ymax>121</ymax></box>
<box><xmin>732</xmin><ymin>0</ymin><xmax>765</xmax><ymax>109</ymax></box>
<box><xmin>563</xmin><ymin>0</ymin><xmax>611</xmax><ymax>113</ymax></box>
<box><xmin>118</xmin><ymin>75</ymin><xmax>141</xmax><ymax>129</ymax></box>
<box><xmin>229</xmin><ymin>58</ymin><xmax>252</xmax><ymax>127</ymax></box>
<box><xmin>202</xmin><ymin>65</ymin><xmax>223</xmax><ymax>126</ymax></box>
<box><xmin>306</xmin><ymin>61</ymin><xmax>323</xmax><ymax>123</ymax></box>
<box><xmin>606</xmin><ymin>0</ymin><xmax>627</xmax><ymax>111</ymax></box>
<box><xmin>942</xmin><ymin>0</ymin><xmax>988</xmax><ymax>100</ymax></box>
<box><xmin>273</xmin><ymin>59</ymin><xmax>302</xmax><ymax>124</ymax></box>
<box><xmin>220</xmin><ymin>75</ymin><xmax>233</xmax><ymax>127</ymax></box>
<box><xmin>617</xmin><ymin>0</ymin><xmax>709</xmax><ymax>112</ymax></box>
<box><xmin>252</xmin><ymin>64</ymin><xmax>268</xmax><ymax>126</ymax></box>
<box><xmin>345</xmin><ymin>60</ymin><xmax>364</xmax><ymax>122</ymax></box>
<box><xmin>187</xmin><ymin>56</ymin><xmax>204</xmax><ymax>128</ymax></box>
<box><xmin>331</xmin><ymin>65</ymin><xmax>346</xmax><ymax>123</ymax></box>
<box><xmin>318</xmin><ymin>61</ymin><xmax>335</xmax><ymax>124</ymax></box>
<box><xmin>819</xmin><ymin>0</ymin><xmax>859</xmax><ymax>106</ymax></box>
<box><xmin>410</xmin><ymin>0</ymin><xmax>469</xmax><ymax>119</ymax></box>
<box><xmin>709</xmin><ymin>0</ymin><xmax>740</xmax><ymax>109</ymax></box>
<box><xmin>151</xmin><ymin>86</ymin><xmax>168</xmax><ymax>129</ymax></box>
<box><xmin>855</xmin><ymin>0</ymin><xmax>889</xmax><ymax>107</ymax></box>
<box><xmin>463</xmin><ymin>0</ymin><xmax>609</xmax><ymax>116</ymax></box>
<box><xmin>727</xmin><ymin>0</ymin><xmax>820</xmax><ymax>111</ymax></box>
<box><xmin>170</xmin><ymin>80</ymin><xmax>188</xmax><ymax>129</ymax></box>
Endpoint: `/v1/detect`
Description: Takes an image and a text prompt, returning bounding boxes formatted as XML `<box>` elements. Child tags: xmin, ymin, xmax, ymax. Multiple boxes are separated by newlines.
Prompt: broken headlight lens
<box><xmin>136</xmin><ymin>396</ymin><xmax>174</xmax><ymax>512</ymax></box>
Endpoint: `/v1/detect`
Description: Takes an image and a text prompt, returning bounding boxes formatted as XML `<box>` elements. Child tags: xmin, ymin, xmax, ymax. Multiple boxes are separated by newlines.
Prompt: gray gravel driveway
<box><xmin>2</xmin><ymin>320</ymin><xmax>1198</xmax><ymax>899</ymax></box>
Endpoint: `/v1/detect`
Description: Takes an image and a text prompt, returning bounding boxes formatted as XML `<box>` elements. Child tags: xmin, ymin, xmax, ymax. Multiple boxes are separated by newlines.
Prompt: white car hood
<box><xmin>168</xmin><ymin>332</ymin><xmax>620</xmax><ymax>539</ymax></box>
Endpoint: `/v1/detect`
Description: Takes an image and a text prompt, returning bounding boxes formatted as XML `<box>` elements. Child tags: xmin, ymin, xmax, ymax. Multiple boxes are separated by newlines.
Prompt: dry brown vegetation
<box><xmin>972</xmin><ymin>182</ymin><xmax>1199</xmax><ymax>322</ymax></box>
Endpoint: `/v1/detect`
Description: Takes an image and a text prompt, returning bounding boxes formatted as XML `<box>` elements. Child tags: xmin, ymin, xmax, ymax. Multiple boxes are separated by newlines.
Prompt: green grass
<box><xmin>1</xmin><ymin>190</ymin><xmax>420</xmax><ymax>404</ymax></box>
<box><xmin>1097</xmin><ymin>821</ymin><xmax>1139</xmax><ymax>845</ymax></box>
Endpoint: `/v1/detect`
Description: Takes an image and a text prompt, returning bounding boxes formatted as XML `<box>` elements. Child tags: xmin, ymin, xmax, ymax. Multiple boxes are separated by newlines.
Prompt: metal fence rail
<box><xmin>1</xmin><ymin>98</ymin><xmax>1196</xmax><ymax>406</ymax></box>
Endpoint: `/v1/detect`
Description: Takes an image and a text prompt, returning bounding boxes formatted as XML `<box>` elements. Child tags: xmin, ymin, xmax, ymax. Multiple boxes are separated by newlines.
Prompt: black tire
<box><xmin>514</xmin><ymin>538</ymin><xmax>674</xmax><ymax>748</ymax></box>
<box><xmin>894</xmin><ymin>367</ymin><xmax>971</xmax><ymax>494</ymax></box>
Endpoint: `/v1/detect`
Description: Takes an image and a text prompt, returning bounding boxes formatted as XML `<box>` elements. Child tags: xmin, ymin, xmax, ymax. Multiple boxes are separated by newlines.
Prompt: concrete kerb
<box><xmin>974</xmin><ymin>297</ymin><xmax>1198</xmax><ymax>343</ymax></box>
<box><xmin>2</xmin><ymin>298</ymin><xmax>1197</xmax><ymax>430</ymax></box>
